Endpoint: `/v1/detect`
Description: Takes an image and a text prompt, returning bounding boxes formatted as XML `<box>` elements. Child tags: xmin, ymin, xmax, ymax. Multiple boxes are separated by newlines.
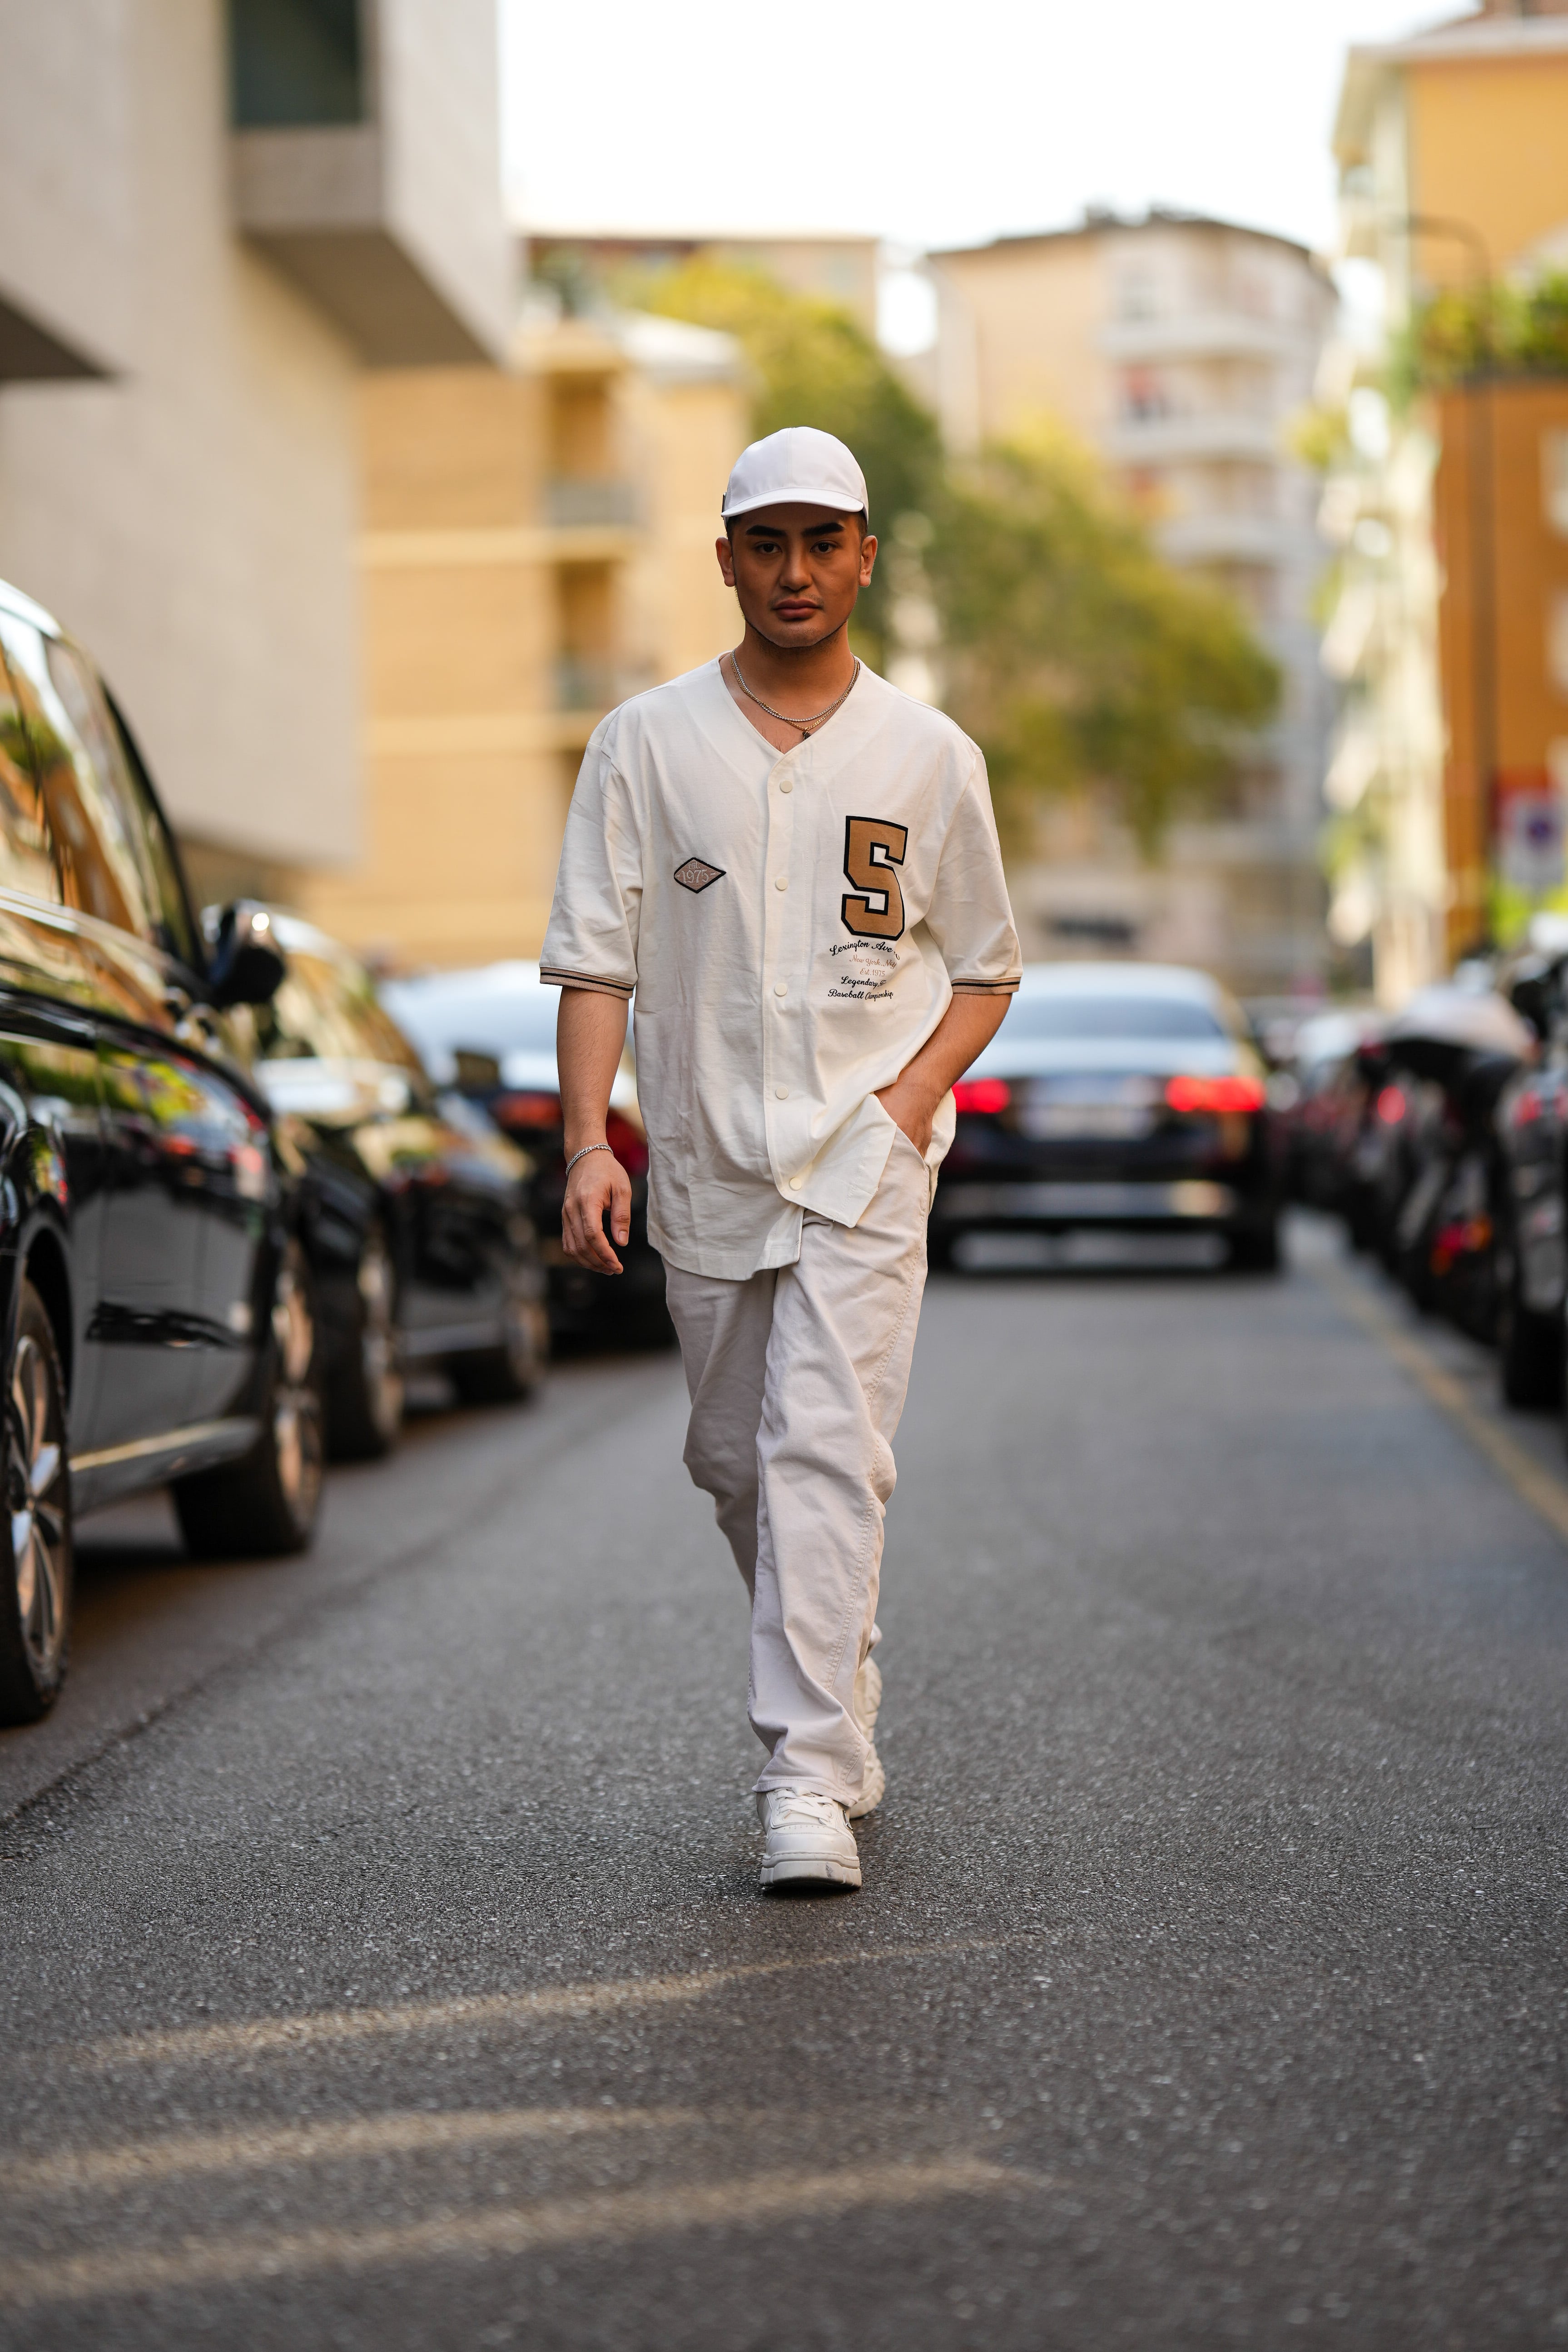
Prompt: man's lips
<box><xmin>774</xmin><ymin>600</ymin><xmax>819</xmax><ymax>621</ymax></box>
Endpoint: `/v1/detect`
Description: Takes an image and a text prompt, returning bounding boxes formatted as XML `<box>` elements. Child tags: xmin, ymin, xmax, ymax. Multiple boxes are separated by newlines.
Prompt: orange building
<box><xmin>1334</xmin><ymin>3</ymin><xmax>1568</xmax><ymax>973</ymax></box>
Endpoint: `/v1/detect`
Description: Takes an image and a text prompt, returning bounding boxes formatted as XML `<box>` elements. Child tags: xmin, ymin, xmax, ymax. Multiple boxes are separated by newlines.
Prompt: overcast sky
<box><xmin>501</xmin><ymin>0</ymin><xmax>1459</xmax><ymax>264</ymax></box>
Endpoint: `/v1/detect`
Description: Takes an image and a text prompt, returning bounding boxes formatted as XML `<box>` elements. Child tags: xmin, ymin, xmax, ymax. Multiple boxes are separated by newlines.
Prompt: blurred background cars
<box><xmin>235</xmin><ymin>918</ymin><xmax>550</xmax><ymax>1459</ymax></box>
<box><xmin>930</xmin><ymin>962</ymin><xmax>1281</xmax><ymax>1274</ymax></box>
<box><xmin>384</xmin><ymin>963</ymin><xmax>673</xmax><ymax>1349</ymax></box>
<box><xmin>0</xmin><ymin>581</ymin><xmax>320</xmax><ymax>1722</ymax></box>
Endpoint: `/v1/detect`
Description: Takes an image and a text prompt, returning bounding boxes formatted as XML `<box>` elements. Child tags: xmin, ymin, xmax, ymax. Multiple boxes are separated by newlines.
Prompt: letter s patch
<box><xmin>841</xmin><ymin>816</ymin><xmax>908</xmax><ymax>941</ymax></box>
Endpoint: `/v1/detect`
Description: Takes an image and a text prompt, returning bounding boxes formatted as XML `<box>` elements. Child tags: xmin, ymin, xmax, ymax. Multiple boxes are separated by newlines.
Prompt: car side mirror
<box><xmin>207</xmin><ymin>901</ymin><xmax>285</xmax><ymax>1008</ymax></box>
<box><xmin>452</xmin><ymin>1047</ymin><xmax>502</xmax><ymax>1092</ymax></box>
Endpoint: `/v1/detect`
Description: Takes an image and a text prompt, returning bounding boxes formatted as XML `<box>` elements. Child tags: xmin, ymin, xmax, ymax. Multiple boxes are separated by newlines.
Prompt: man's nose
<box><xmin>778</xmin><ymin>540</ymin><xmax>810</xmax><ymax>588</ymax></box>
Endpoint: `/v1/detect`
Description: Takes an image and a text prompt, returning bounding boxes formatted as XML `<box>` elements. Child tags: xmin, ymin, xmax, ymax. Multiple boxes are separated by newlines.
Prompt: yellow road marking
<box><xmin>0</xmin><ymin>2158</ymin><xmax>1035</xmax><ymax>2308</ymax></box>
<box><xmin>2</xmin><ymin>2106</ymin><xmax>704</xmax><ymax>2198</ymax></box>
<box><xmin>82</xmin><ymin>1937</ymin><xmax>1017</xmax><ymax>2071</ymax></box>
<box><xmin>1316</xmin><ymin>1262</ymin><xmax>1568</xmax><ymax>1549</ymax></box>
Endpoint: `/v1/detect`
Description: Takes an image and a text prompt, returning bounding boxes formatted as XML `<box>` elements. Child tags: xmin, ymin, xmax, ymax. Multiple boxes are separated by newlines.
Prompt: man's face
<box><xmin>716</xmin><ymin>504</ymin><xmax>877</xmax><ymax>650</ymax></box>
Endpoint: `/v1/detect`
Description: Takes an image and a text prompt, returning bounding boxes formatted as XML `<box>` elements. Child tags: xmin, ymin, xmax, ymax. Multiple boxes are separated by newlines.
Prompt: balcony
<box><xmin>555</xmin><ymin>658</ymin><xmax>655</xmax><ymax>715</ymax></box>
<box><xmin>228</xmin><ymin>0</ymin><xmax>512</xmax><ymax>366</ymax></box>
<box><xmin>1156</xmin><ymin>512</ymin><xmax>1292</xmax><ymax>568</ymax></box>
<box><xmin>1105</xmin><ymin>410</ymin><xmax>1283</xmax><ymax>466</ymax></box>
<box><xmin>543</xmin><ymin>479</ymin><xmax>641</xmax><ymax>531</ymax></box>
<box><xmin>1102</xmin><ymin>309</ymin><xmax>1300</xmax><ymax>365</ymax></box>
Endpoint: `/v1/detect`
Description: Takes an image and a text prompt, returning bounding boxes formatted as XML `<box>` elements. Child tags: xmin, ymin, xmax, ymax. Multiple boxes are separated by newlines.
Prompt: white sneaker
<box><xmin>757</xmin><ymin>1791</ymin><xmax>862</xmax><ymax>1890</ymax></box>
<box><xmin>848</xmin><ymin>1653</ymin><xmax>884</xmax><ymax>1820</ymax></box>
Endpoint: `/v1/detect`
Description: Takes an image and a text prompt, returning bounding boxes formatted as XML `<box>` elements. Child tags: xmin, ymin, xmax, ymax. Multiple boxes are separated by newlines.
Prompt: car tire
<box><xmin>0</xmin><ymin>1277</ymin><xmax>73</xmax><ymax>1725</ymax></box>
<box><xmin>326</xmin><ymin>1225</ymin><xmax>404</xmax><ymax>1462</ymax></box>
<box><xmin>173</xmin><ymin>1241</ymin><xmax>325</xmax><ymax>1560</ymax></box>
<box><xmin>450</xmin><ymin>1274</ymin><xmax>549</xmax><ymax>1406</ymax></box>
<box><xmin>1227</xmin><ymin>1215</ymin><xmax>1281</xmax><ymax>1274</ymax></box>
<box><xmin>1496</xmin><ymin>1225</ymin><xmax>1563</xmax><ymax>1408</ymax></box>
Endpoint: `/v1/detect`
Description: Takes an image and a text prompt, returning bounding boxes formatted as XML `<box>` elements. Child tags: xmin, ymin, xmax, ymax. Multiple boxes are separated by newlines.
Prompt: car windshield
<box><xmin>386</xmin><ymin>978</ymin><xmax>558</xmax><ymax>1061</ymax></box>
<box><xmin>1003</xmin><ymin>995</ymin><xmax>1229</xmax><ymax>1042</ymax></box>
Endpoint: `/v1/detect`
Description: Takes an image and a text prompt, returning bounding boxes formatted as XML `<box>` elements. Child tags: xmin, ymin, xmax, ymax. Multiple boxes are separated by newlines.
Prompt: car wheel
<box><xmin>327</xmin><ymin>1225</ymin><xmax>404</xmax><ymax>1462</ymax></box>
<box><xmin>1497</xmin><ymin>1223</ymin><xmax>1563</xmax><ymax>1408</ymax></box>
<box><xmin>450</xmin><ymin>1270</ymin><xmax>549</xmax><ymax>1406</ymax></box>
<box><xmin>0</xmin><ymin>1278</ymin><xmax>72</xmax><ymax>1725</ymax></box>
<box><xmin>173</xmin><ymin>1240</ymin><xmax>325</xmax><ymax>1559</ymax></box>
<box><xmin>1226</xmin><ymin>1214</ymin><xmax>1281</xmax><ymax>1273</ymax></box>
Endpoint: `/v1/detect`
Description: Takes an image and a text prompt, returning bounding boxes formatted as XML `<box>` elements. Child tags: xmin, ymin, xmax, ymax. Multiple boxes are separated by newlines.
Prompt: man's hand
<box><xmin>876</xmin><ymin>990</ymin><xmax>1012</xmax><ymax>1155</ymax></box>
<box><xmin>875</xmin><ymin>1069</ymin><xmax>940</xmax><ymax>1156</ymax></box>
<box><xmin>557</xmin><ymin>986</ymin><xmax>633</xmax><ymax>1275</ymax></box>
<box><xmin>562</xmin><ymin>1146</ymin><xmax>632</xmax><ymax>1274</ymax></box>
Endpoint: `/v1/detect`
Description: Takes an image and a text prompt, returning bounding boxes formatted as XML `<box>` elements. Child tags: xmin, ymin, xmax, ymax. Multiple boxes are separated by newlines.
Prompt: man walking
<box><xmin>542</xmin><ymin>427</ymin><xmax>1020</xmax><ymax>1891</ymax></box>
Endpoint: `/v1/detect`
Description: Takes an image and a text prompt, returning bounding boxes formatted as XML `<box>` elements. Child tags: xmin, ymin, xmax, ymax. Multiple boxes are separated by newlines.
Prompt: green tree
<box><xmin>635</xmin><ymin>258</ymin><xmax>942</xmax><ymax>666</ymax></box>
<box><xmin>929</xmin><ymin>427</ymin><xmax>1280</xmax><ymax>854</ymax></box>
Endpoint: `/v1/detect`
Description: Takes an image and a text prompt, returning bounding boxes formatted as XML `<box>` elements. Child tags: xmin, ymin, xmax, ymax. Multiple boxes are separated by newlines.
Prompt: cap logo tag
<box><xmin>674</xmin><ymin>856</ymin><xmax>726</xmax><ymax>893</ymax></box>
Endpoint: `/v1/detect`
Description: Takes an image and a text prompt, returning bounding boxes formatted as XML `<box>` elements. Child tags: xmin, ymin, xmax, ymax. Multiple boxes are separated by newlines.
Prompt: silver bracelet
<box><xmin>565</xmin><ymin>1141</ymin><xmax>613</xmax><ymax>1176</ymax></box>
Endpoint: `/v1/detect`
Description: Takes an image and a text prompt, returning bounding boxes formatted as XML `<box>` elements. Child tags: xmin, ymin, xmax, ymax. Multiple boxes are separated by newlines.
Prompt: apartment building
<box><xmin>928</xmin><ymin>212</ymin><xmax>1335</xmax><ymax>995</ymax></box>
<box><xmin>527</xmin><ymin>234</ymin><xmax>882</xmax><ymax>338</ymax></box>
<box><xmin>1328</xmin><ymin>0</ymin><xmax>1568</xmax><ymax>989</ymax></box>
<box><xmin>0</xmin><ymin>0</ymin><xmax>511</xmax><ymax>905</ymax></box>
<box><xmin>304</xmin><ymin>309</ymin><xmax>747</xmax><ymax>971</ymax></box>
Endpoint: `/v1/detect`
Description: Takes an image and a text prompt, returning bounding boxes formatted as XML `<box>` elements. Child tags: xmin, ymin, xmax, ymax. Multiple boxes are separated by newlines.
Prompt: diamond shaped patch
<box><xmin>674</xmin><ymin>856</ymin><xmax>726</xmax><ymax>893</ymax></box>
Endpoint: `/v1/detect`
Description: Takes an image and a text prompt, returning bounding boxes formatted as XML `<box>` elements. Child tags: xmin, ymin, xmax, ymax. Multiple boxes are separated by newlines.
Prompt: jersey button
<box><xmin>774</xmin><ymin>876</ymin><xmax>788</xmax><ymax>891</ymax></box>
<box><xmin>773</xmin><ymin>982</ymin><xmax>788</xmax><ymax>997</ymax></box>
<box><xmin>789</xmin><ymin>1175</ymin><xmax>804</xmax><ymax>1190</ymax></box>
<box><xmin>774</xmin><ymin>1087</ymin><xmax>788</xmax><ymax>1100</ymax></box>
<box><xmin>779</xmin><ymin>779</ymin><xmax>794</xmax><ymax>794</ymax></box>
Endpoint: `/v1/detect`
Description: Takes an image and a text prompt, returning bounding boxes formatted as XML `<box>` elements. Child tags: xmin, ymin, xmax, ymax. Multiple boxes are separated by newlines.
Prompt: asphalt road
<box><xmin>1</xmin><ymin>1217</ymin><xmax>1565</xmax><ymax>2350</ymax></box>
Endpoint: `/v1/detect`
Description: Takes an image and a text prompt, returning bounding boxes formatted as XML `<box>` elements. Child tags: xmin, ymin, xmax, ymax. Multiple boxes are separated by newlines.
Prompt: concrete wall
<box><xmin>0</xmin><ymin>0</ymin><xmax>360</xmax><ymax>878</ymax></box>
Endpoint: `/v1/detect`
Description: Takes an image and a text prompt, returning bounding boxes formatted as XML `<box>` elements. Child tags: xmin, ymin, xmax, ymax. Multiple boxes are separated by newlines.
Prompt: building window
<box><xmin>1121</xmin><ymin>367</ymin><xmax>1167</xmax><ymax>422</ymax></box>
<box><xmin>1544</xmin><ymin>432</ymin><xmax>1568</xmax><ymax>540</ymax></box>
<box><xmin>228</xmin><ymin>0</ymin><xmax>366</xmax><ymax>129</ymax></box>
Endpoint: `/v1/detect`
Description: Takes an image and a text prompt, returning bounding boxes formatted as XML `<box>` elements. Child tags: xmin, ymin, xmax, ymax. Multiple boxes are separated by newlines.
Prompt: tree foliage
<box><xmin>641</xmin><ymin>262</ymin><xmax>1278</xmax><ymax>854</ymax></box>
<box><xmin>929</xmin><ymin>429</ymin><xmax>1280</xmax><ymax>854</ymax></box>
<box><xmin>1392</xmin><ymin>269</ymin><xmax>1568</xmax><ymax>400</ymax></box>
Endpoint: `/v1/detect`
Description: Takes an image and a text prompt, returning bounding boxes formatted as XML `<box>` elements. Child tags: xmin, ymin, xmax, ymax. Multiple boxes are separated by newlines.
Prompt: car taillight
<box><xmin>605</xmin><ymin>1107</ymin><xmax>649</xmax><ymax>1178</ymax></box>
<box><xmin>493</xmin><ymin>1089</ymin><xmax>561</xmax><ymax>1130</ymax></box>
<box><xmin>953</xmin><ymin>1078</ymin><xmax>1011</xmax><ymax>1114</ymax></box>
<box><xmin>1375</xmin><ymin>1084</ymin><xmax>1407</xmax><ymax>1126</ymax></box>
<box><xmin>1164</xmin><ymin>1074</ymin><xmax>1267</xmax><ymax>1116</ymax></box>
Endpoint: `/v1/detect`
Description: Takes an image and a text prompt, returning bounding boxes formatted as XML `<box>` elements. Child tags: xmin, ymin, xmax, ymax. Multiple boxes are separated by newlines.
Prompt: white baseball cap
<box><xmin>721</xmin><ymin>426</ymin><xmax>869</xmax><ymax>525</ymax></box>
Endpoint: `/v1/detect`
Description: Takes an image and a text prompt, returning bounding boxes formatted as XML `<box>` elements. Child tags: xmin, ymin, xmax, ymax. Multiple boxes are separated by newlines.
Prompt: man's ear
<box><xmin>716</xmin><ymin>534</ymin><xmax>737</xmax><ymax>588</ymax></box>
<box><xmin>858</xmin><ymin>532</ymin><xmax>878</xmax><ymax>588</ymax></box>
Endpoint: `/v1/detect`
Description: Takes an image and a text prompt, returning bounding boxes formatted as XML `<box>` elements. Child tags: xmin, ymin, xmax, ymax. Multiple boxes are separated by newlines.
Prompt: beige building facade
<box><xmin>928</xmin><ymin>212</ymin><xmax>1335</xmax><ymax>996</ymax></box>
<box><xmin>305</xmin><ymin>310</ymin><xmax>747</xmax><ymax>971</ymax></box>
<box><xmin>0</xmin><ymin>0</ymin><xmax>510</xmax><ymax>907</ymax></box>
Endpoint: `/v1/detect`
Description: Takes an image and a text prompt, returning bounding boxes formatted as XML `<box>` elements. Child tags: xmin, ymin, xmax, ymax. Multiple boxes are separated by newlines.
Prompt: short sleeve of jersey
<box><xmin>923</xmin><ymin>746</ymin><xmax>1022</xmax><ymax>995</ymax></box>
<box><xmin>540</xmin><ymin>716</ymin><xmax>641</xmax><ymax>1000</ymax></box>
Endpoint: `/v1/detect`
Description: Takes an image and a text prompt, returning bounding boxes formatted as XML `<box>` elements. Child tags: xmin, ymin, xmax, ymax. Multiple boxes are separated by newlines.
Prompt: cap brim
<box><xmin>721</xmin><ymin>487</ymin><xmax>868</xmax><ymax>521</ymax></box>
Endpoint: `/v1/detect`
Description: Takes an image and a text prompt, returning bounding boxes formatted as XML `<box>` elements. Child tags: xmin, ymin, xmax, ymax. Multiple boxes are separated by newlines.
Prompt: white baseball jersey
<box><xmin>541</xmin><ymin>656</ymin><xmax>1021</xmax><ymax>1280</ymax></box>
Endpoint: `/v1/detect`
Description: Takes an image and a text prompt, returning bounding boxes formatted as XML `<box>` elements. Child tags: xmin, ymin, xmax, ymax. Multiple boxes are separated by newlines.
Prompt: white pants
<box><xmin>664</xmin><ymin>1130</ymin><xmax>933</xmax><ymax>1805</ymax></box>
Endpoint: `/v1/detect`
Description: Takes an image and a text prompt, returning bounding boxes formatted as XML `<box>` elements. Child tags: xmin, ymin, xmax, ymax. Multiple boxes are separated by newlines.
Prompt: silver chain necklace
<box><xmin>729</xmin><ymin>649</ymin><xmax>861</xmax><ymax>738</ymax></box>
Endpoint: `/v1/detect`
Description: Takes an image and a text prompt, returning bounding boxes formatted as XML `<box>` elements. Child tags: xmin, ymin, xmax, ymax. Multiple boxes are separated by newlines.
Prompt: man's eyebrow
<box><xmin>743</xmin><ymin>515</ymin><xmax>847</xmax><ymax>536</ymax></box>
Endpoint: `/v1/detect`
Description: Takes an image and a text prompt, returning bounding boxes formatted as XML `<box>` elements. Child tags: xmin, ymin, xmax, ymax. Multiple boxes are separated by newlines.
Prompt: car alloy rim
<box><xmin>358</xmin><ymin>1234</ymin><xmax>403</xmax><ymax>1437</ymax></box>
<box><xmin>271</xmin><ymin>1247</ymin><xmax>323</xmax><ymax>1526</ymax></box>
<box><xmin>9</xmin><ymin>1333</ymin><xmax>66</xmax><ymax>1682</ymax></box>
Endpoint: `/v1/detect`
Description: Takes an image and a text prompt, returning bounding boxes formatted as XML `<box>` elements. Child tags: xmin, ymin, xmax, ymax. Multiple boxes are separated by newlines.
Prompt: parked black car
<box><xmin>0</xmin><ymin>579</ymin><xmax>323</xmax><ymax>1723</ymax></box>
<box><xmin>928</xmin><ymin>961</ymin><xmax>1282</xmax><ymax>1271</ymax></box>
<box><xmin>1492</xmin><ymin>957</ymin><xmax>1568</xmax><ymax>1407</ymax></box>
<box><xmin>236</xmin><ymin>916</ymin><xmax>550</xmax><ymax>1458</ymax></box>
<box><xmin>383</xmin><ymin>961</ymin><xmax>673</xmax><ymax>1346</ymax></box>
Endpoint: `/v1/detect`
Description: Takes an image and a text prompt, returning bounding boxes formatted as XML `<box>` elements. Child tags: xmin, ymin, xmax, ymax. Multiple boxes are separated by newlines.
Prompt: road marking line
<box><xmin>0</xmin><ymin>2158</ymin><xmax>1035</xmax><ymax>2308</ymax></box>
<box><xmin>2</xmin><ymin>2106</ymin><xmax>704</xmax><ymax>2198</ymax></box>
<box><xmin>81</xmin><ymin>1936</ymin><xmax>1021</xmax><ymax>2070</ymax></box>
<box><xmin>1316</xmin><ymin>1263</ymin><xmax>1568</xmax><ymax>1550</ymax></box>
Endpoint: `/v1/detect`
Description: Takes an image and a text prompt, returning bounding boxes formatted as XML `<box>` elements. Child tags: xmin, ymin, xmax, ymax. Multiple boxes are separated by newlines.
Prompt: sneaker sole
<box><xmin>759</xmin><ymin>1852</ymin><xmax>863</xmax><ymax>1890</ymax></box>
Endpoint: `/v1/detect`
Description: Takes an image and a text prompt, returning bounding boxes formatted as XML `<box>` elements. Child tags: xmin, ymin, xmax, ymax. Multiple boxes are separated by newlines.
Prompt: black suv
<box><xmin>0</xmin><ymin>579</ymin><xmax>322</xmax><ymax>1725</ymax></box>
